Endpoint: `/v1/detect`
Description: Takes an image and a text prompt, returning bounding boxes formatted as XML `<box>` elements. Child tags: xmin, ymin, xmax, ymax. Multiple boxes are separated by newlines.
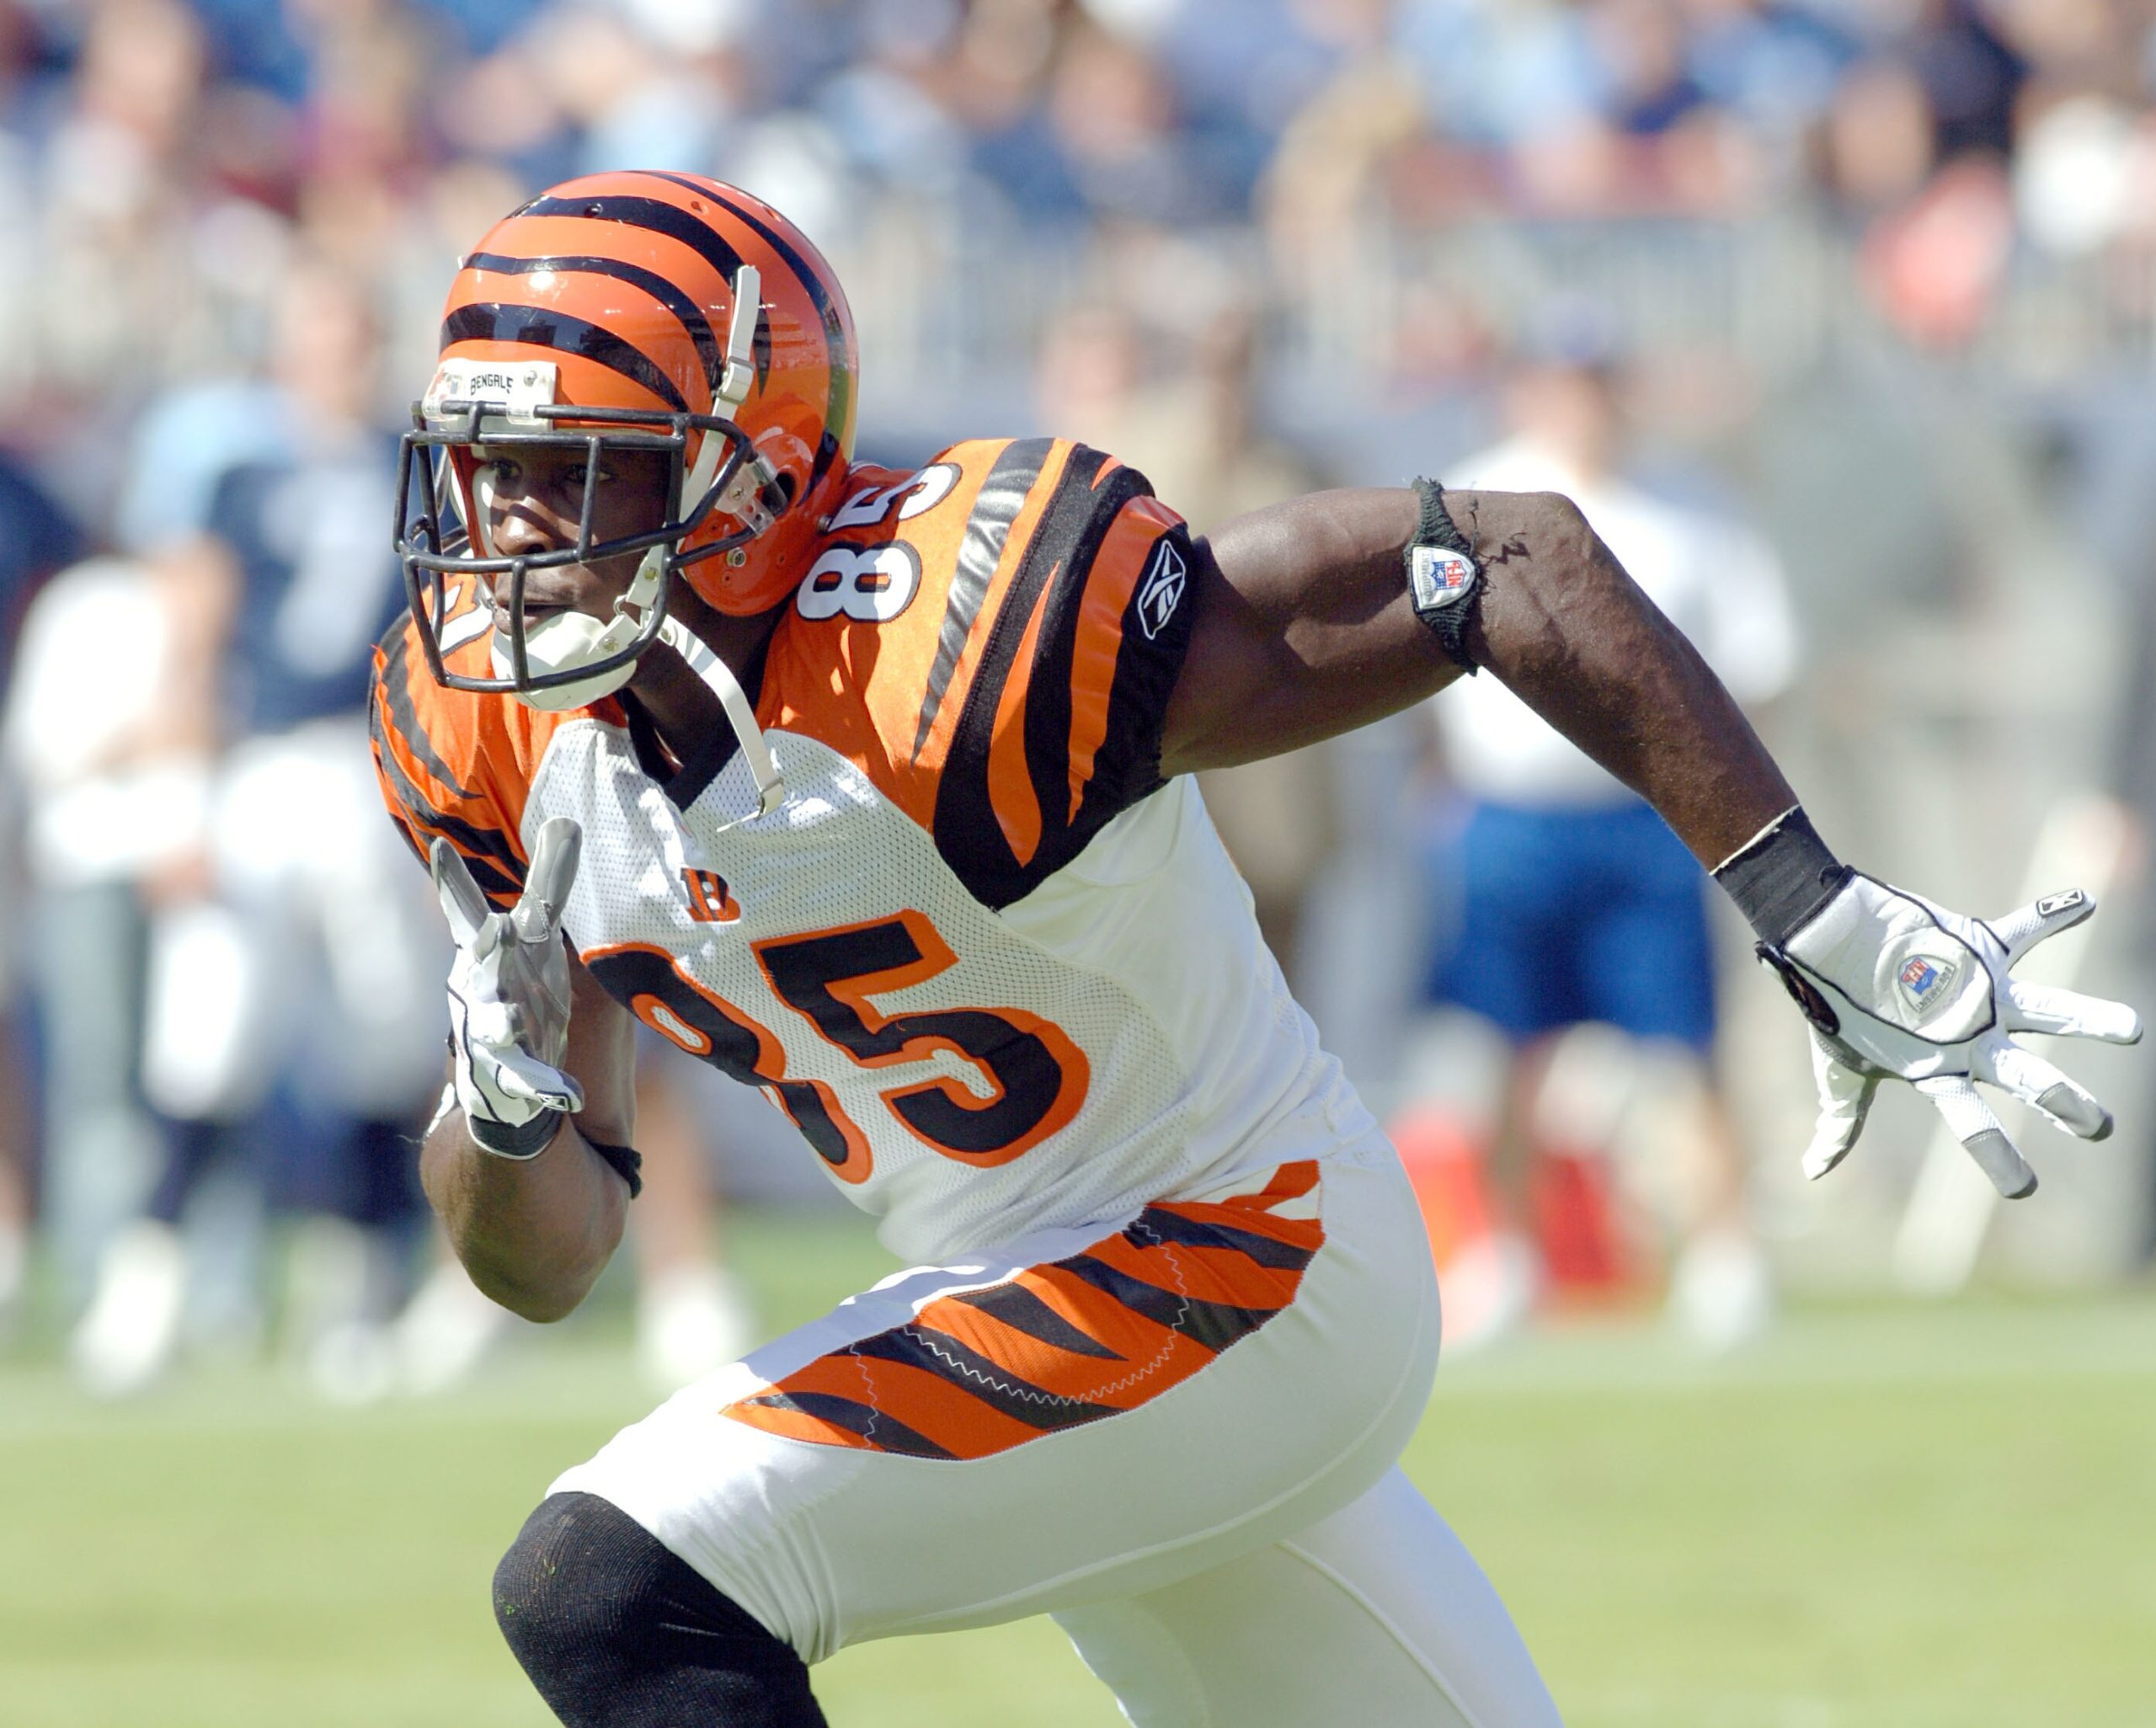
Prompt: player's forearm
<box><xmin>1171</xmin><ymin>486</ymin><xmax>1796</xmax><ymax>867</ymax></box>
<box><xmin>420</xmin><ymin>1108</ymin><xmax>627</xmax><ymax>1322</ymax></box>
<box><xmin>1451</xmin><ymin>488</ymin><xmax>1798</xmax><ymax>867</ymax></box>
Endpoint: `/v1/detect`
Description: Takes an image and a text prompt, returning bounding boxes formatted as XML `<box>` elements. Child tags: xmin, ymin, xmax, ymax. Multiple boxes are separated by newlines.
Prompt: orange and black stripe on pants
<box><xmin>723</xmin><ymin>1164</ymin><xmax>1325</xmax><ymax>1462</ymax></box>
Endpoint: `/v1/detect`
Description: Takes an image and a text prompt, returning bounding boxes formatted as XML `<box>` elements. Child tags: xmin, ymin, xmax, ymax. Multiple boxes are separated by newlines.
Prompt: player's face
<box><xmin>472</xmin><ymin>443</ymin><xmax>673</xmax><ymax>619</ymax></box>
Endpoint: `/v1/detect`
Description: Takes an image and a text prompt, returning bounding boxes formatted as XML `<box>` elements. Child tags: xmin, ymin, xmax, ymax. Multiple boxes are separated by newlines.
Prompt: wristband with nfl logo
<box><xmin>1406</xmin><ymin>477</ymin><xmax>1482</xmax><ymax>674</ymax></box>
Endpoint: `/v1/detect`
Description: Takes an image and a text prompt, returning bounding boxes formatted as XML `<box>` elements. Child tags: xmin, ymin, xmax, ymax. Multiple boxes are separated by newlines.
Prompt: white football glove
<box><xmin>432</xmin><ymin>816</ymin><xmax>584</xmax><ymax>1159</ymax></box>
<box><xmin>1762</xmin><ymin>875</ymin><xmax>2141</xmax><ymax>1197</ymax></box>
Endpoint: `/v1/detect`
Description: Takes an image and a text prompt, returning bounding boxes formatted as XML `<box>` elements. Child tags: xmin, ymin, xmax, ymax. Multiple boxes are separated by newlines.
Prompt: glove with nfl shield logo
<box><xmin>1721</xmin><ymin>809</ymin><xmax>2141</xmax><ymax>1197</ymax></box>
<box><xmin>431</xmin><ymin>818</ymin><xmax>585</xmax><ymax>1159</ymax></box>
<box><xmin>1763</xmin><ymin>874</ymin><xmax>2141</xmax><ymax>1198</ymax></box>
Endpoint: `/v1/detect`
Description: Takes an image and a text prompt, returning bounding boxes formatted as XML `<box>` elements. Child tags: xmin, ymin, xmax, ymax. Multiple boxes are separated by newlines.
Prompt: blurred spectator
<box><xmin>1411</xmin><ymin>315</ymin><xmax>1798</xmax><ymax>1351</ymax></box>
<box><xmin>1033</xmin><ymin>291</ymin><xmax>1342</xmax><ymax>979</ymax></box>
<box><xmin>0</xmin><ymin>451</ymin><xmax>84</xmax><ymax>1335</ymax></box>
<box><xmin>1906</xmin><ymin>0</ymin><xmax>2025</xmax><ymax>163</ymax></box>
<box><xmin>63</xmin><ymin>252</ymin><xmax>440</xmax><ymax>1399</ymax></box>
<box><xmin>528</xmin><ymin>2</ymin><xmax>744</xmax><ymax>178</ymax></box>
<box><xmin>85</xmin><ymin>232</ymin><xmax>763</xmax><ymax>1400</ymax></box>
<box><xmin>33</xmin><ymin>0</ymin><xmax>215</xmax><ymax>396</ymax></box>
<box><xmin>1817</xmin><ymin>56</ymin><xmax>1939</xmax><ymax>215</ymax></box>
<box><xmin>4</xmin><ymin>549</ymin><xmax>191</xmax><ymax>1347</ymax></box>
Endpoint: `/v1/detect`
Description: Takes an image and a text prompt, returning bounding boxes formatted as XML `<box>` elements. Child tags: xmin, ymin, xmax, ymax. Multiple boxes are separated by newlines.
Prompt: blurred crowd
<box><xmin>3</xmin><ymin>0</ymin><xmax>2156</xmax><ymax>456</ymax></box>
<box><xmin>3</xmin><ymin>0</ymin><xmax>2156</xmax><ymax>1396</ymax></box>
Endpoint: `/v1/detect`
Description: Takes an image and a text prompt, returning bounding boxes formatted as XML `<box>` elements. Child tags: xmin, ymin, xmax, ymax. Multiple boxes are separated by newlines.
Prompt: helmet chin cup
<box><xmin>495</xmin><ymin>547</ymin><xmax>667</xmax><ymax>712</ymax></box>
<box><xmin>497</xmin><ymin>611</ymin><xmax>638</xmax><ymax>711</ymax></box>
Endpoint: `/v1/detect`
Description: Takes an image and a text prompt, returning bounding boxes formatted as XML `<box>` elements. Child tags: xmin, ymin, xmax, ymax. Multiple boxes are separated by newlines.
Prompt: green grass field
<box><xmin>6</xmin><ymin>1215</ymin><xmax>2156</xmax><ymax>1727</ymax></box>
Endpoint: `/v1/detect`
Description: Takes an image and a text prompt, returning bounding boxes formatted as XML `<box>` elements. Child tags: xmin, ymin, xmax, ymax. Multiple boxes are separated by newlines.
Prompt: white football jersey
<box><xmin>372</xmin><ymin>438</ymin><xmax>1369</xmax><ymax>1261</ymax></box>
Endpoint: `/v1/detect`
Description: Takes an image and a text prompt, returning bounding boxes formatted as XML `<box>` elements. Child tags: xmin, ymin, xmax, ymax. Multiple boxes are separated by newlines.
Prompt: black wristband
<box><xmin>467</xmin><ymin>1106</ymin><xmax>566</xmax><ymax>1160</ymax></box>
<box><xmin>1405</xmin><ymin>477</ymin><xmax>1483</xmax><ymax>675</ymax></box>
<box><xmin>584</xmin><ymin>1139</ymin><xmax>645</xmax><ymax>1198</ymax></box>
<box><xmin>1712</xmin><ymin>807</ymin><xmax>1849</xmax><ymax>946</ymax></box>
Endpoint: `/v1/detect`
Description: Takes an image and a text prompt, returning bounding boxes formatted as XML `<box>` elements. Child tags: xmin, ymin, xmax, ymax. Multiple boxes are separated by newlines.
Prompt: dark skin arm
<box><xmin>1159</xmin><ymin>487</ymin><xmax>1796</xmax><ymax>869</ymax></box>
<box><xmin>420</xmin><ymin>952</ymin><xmax>638</xmax><ymax>1322</ymax></box>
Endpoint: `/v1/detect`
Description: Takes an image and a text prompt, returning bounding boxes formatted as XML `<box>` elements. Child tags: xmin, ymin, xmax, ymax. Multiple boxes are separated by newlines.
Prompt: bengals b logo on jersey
<box><xmin>683</xmin><ymin>867</ymin><xmax>741</xmax><ymax>924</ymax></box>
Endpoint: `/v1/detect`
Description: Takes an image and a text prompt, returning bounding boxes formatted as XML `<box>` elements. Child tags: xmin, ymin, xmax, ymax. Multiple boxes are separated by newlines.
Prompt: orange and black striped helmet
<box><xmin>395</xmin><ymin>170</ymin><xmax>859</xmax><ymax>701</ymax></box>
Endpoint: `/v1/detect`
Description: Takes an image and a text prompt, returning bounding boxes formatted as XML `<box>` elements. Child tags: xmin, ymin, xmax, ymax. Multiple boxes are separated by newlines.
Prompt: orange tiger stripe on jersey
<box><xmin>369</xmin><ymin>597</ymin><xmax>623</xmax><ymax>906</ymax></box>
<box><xmin>757</xmin><ymin>439</ymin><xmax>1079</xmax><ymax>836</ymax></box>
<box><xmin>910</xmin><ymin>438</ymin><xmax>1076</xmax><ymax>781</ymax></box>
<box><xmin>1065</xmin><ymin>492</ymin><xmax>1185</xmax><ymax>823</ymax></box>
<box><xmin>1150</xmin><ymin>1197</ymin><xmax>1324</xmax><ymax>1256</ymax></box>
<box><xmin>721</xmin><ymin>1163</ymin><xmax>1326</xmax><ymax>1462</ymax></box>
<box><xmin>783</xmin><ymin>1351</ymin><xmax>1054</xmax><ymax>1452</ymax></box>
<box><xmin>923</xmin><ymin>1310</ymin><xmax>1200</xmax><ymax>1416</ymax></box>
<box><xmin>721</xmin><ymin>1394</ymin><xmax>891</xmax><ymax>1456</ymax></box>
<box><xmin>749</xmin><ymin>436</ymin><xmax>1194</xmax><ymax>909</ymax></box>
<box><xmin>984</xmin><ymin>568</ymin><xmax>1054</xmax><ymax>867</ymax></box>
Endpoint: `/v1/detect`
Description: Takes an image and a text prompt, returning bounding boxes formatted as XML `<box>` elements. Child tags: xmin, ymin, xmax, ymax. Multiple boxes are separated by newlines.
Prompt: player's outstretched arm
<box><xmin>424</xmin><ymin>822</ymin><xmax>637</xmax><ymax>1321</ymax></box>
<box><xmin>1162</xmin><ymin>485</ymin><xmax>1790</xmax><ymax>867</ymax></box>
<box><xmin>1164</xmin><ymin>484</ymin><xmax>2139</xmax><ymax>1196</ymax></box>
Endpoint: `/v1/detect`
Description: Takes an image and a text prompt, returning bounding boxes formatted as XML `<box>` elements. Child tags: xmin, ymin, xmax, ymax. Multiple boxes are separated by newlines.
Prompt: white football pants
<box><xmin>1057</xmin><ymin>1466</ymin><xmax>1559</xmax><ymax>1727</ymax></box>
<box><xmin>552</xmin><ymin>1136</ymin><xmax>1562</xmax><ymax>1726</ymax></box>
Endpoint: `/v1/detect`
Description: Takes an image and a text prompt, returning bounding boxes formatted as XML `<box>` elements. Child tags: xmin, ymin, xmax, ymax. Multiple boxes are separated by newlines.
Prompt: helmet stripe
<box><xmin>517</xmin><ymin>193</ymin><xmax>744</xmax><ymax>278</ymax></box>
<box><xmin>465</xmin><ymin>251</ymin><xmax>723</xmax><ymax>405</ymax></box>
<box><xmin>632</xmin><ymin>173</ymin><xmax>833</xmax><ymax>327</ymax></box>
<box><xmin>441</xmin><ymin>303</ymin><xmax>689</xmax><ymax>414</ymax></box>
<box><xmin>511</xmin><ymin>194</ymin><xmax>773</xmax><ymax>394</ymax></box>
<box><xmin>634</xmin><ymin>171</ymin><xmax>851</xmax><ymax>486</ymax></box>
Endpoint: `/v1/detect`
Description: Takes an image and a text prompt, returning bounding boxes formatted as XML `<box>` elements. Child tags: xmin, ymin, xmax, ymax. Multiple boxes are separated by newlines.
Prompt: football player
<box><xmin>372</xmin><ymin>173</ymin><xmax>2138</xmax><ymax>1727</ymax></box>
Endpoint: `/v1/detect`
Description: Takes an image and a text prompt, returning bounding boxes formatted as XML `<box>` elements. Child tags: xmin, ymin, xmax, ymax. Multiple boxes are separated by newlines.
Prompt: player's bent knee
<box><xmin>494</xmin><ymin>1491</ymin><xmax>824</xmax><ymax>1727</ymax></box>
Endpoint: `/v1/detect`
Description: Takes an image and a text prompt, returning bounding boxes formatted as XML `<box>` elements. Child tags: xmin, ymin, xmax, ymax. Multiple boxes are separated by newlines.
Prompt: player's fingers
<box><xmin>2003</xmin><ymin>980</ymin><xmax>2143</xmax><ymax>1045</ymax></box>
<box><xmin>1974</xmin><ymin>1037</ymin><xmax>2113</xmax><ymax>1141</ymax></box>
<box><xmin>514</xmin><ymin>818</ymin><xmax>582</xmax><ymax>946</ymax></box>
<box><xmin>1916</xmin><ymin>1074</ymin><xmax>2037</xmax><ymax>1199</ymax></box>
<box><xmin>430</xmin><ymin>838</ymin><xmax>494</xmax><ymax>948</ymax></box>
<box><xmin>1988</xmin><ymin>888</ymin><xmax>2095</xmax><ymax>967</ymax></box>
<box><xmin>1801</xmin><ymin>1033</ymin><xmax>1878</xmax><ymax>1181</ymax></box>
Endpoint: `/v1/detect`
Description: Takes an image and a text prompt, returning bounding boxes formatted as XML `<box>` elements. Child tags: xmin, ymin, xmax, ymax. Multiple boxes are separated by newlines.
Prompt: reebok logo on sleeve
<box><xmin>1136</xmin><ymin>541</ymin><xmax>1186</xmax><ymax>641</ymax></box>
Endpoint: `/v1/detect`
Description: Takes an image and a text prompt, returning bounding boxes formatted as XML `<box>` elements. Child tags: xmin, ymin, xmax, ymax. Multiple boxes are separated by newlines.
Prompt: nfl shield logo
<box><xmin>1897</xmin><ymin>953</ymin><xmax>1958</xmax><ymax>1015</ymax></box>
<box><xmin>1409</xmin><ymin>546</ymin><xmax>1476</xmax><ymax>613</ymax></box>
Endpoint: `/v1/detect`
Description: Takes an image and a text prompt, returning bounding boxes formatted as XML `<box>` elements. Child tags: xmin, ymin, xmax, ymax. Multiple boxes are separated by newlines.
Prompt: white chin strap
<box><xmin>494</xmin><ymin>558</ymin><xmax>785</xmax><ymax>826</ymax></box>
<box><xmin>494</xmin><ymin>547</ymin><xmax>667</xmax><ymax>712</ymax></box>
<box><xmin>656</xmin><ymin>614</ymin><xmax>785</xmax><ymax>827</ymax></box>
